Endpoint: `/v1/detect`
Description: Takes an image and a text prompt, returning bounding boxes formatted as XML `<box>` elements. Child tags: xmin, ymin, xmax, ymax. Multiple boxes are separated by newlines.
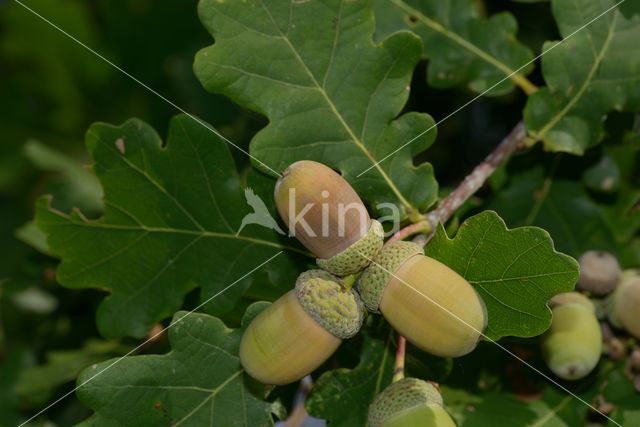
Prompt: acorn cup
<box><xmin>577</xmin><ymin>250</ymin><xmax>621</xmax><ymax>295</ymax></box>
<box><xmin>607</xmin><ymin>270</ymin><xmax>640</xmax><ymax>339</ymax></box>
<box><xmin>541</xmin><ymin>292</ymin><xmax>602</xmax><ymax>381</ymax></box>
<box><xmin>368</xmin><ymin>378</ymin><xmax>457</xmax><ymax>427</ymax></box>
<box><xmin>275</xmin><ymin>160</ymin><xmax>383</xmax><ymax>276</ymax></box>
<box><xmin>358</xmin><ymin>241</ymin><xmax>487</xmax><ymax>358</ymax></box>
<box><xmin>239</xmin><ymin>270</ymin><xmax>365</xmax><ymax>385</ymax></box>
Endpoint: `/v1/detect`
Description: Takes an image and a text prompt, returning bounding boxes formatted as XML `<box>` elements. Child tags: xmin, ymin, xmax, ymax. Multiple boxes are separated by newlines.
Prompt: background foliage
<box><xmin>1</xmin><ymin>0</ymin><xmax>638</xmax><ymax>426</ymax></box>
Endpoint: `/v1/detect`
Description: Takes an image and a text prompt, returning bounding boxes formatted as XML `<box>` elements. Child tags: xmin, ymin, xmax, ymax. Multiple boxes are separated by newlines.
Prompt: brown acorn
<box><xmin>239</xmin><ymin>270</ymin><xmax>364</xmax><ymax>385</ymax></box>
<box><xmin>577</xmin><ymin>250</ymin><xmax>621</xmax><ymax>295</ymax></box>
<box><xmin>358</xmin><ymin>241</ymin><xmax>487</xmax><ymax>358</ymax></box>
<box><xmin>275</xmin><ymin>160</ymin><xmax>383</xmax><ymax>276</ymax></box>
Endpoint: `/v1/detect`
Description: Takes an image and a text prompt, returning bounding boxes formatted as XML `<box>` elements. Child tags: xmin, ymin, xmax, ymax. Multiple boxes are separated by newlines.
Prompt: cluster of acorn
<box><xmin>542</xmin><ymin>250</ymin><xmax>640</xmax><ymax>383</ymax></box>
<box><xmin>239</xmin><ymin>161</ymin><xmax>487</xmax><ymax>426</ymax></box>
<box><xmin>238</xmin><ymin>160</ymin><xmax>639</xmax><ymax>425</ymax></box>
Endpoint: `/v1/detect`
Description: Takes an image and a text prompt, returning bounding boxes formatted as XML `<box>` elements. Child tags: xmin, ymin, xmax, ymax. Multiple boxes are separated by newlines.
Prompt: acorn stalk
<box><xmin>358</xmin><ymin>241</ymin><xmax>487</xmax><ymax>358</ymax></box>
<box><xmin>541</xmin><ymin>292</ymin><xmax>602</xmax><ymax>381</ymax></box>
<box><xmin>275</xmin><ymin>160</ymin><xmax>383</xmax><ymax>276</ymax></box>
<box><xmin>240</xmin><ymin>270</ymin><xmax>364</xmax><ymax>385</ymax></box>
<box><xmin>368</xmin><ymin>378</ymin><xmax>456</xmax><ymax>427</ymax></box>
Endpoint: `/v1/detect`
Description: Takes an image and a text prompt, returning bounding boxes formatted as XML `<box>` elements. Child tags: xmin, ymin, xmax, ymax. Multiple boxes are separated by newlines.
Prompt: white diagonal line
<box><xmin>358</xmin><ymin>251</ymin><xmax>623</xmax><ymax>427</ymax></box>
<box><xmin>357</xmin><ymin>0</ymin><xmax>626</xmax><ymax>177</ymax></box>
<box><xmin>17</xmin><ymin>251</ymin><xmax>283</xmax><ymax>427</ymax></box>
<box><xmin>12</xmin><ymin>0</ymin><xmax>282</xmax><ymax>178</ymax></box>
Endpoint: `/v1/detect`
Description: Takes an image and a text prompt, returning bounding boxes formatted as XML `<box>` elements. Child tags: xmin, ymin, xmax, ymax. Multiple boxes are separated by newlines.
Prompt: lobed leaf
<box><xmin>194</xmin><ymin>0</ymin><xmax>438</xmax><ymax>216</ymax></box>
<box><xmin>374</xmin><ymin>0</ymin><xmax>535</xmax><ymax>95</ymax></box>
<box><xmin>76</xmin><ymin>305</ymin><xmax>281</xmax><ymax>426</ymax></box>
<box><xmin>457</xmin><ymin>393</ymin><xmax>571</xmax><ymax>427</ymax></box>
<box><xmin>525</xmin><ymin>0</ymin><xmax>640</xmax><ymax>154</ymax></box>
<box><xmin>425</xmin><ymin>211</ymin><xmax>578</xmax><ymax>340</ymax></box>
<box><xmin>36</xmin><ymin>115</ymin><xmax>307</xmax><ymax>339</ymax></box>
<box><xmin>489</xmin><ymin>154</ymin><xmax>640</xmax><ymax>266</ymax></box>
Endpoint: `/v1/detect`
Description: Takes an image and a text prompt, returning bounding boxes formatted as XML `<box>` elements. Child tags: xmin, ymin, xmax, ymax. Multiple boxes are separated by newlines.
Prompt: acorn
<box><xmin>607</xmin><ymin>270</ymin><xmax>640</xmax><ymax>339</ymax></box>
<box><xmin>541</xmin><ymin>292</ymin><xmax>602</xmax><ymax>381</ymax></box>
<box><xmin>368</xmin><ymin>378</ymin><xmax>456</xmax><ymax>427</ymax></box>
<box><xmin>239</xmin><ymin>270</ymin><xmax>364</xmax><ymax>385</ymax></box>
<box><xmin>577</xmin><ymin>250</ymin><xmax>621</xmax><ymax>295</ymax></box>
<box><xmin>275</xmin><ymin>160</ymin><xmax>383</xmax><ymax>276</ymax></box>
<box><xmin>358</xmin><ymin>241</ymin><xmax>487</xmax><ymax>358</ymax></box>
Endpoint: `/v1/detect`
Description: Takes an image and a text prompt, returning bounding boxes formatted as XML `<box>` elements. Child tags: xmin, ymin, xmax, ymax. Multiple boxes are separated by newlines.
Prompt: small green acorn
<box><xmin>275</xmin><ymin>160</ymin><xmax>383</xmax><ymax>276</ymax></box>
<box><xmin>368</xmin><ymin>378</ymin><xmax>456</xmax><ymax>427</ymax></box>
<box><xmin>607</xmin><ymin>270</ymin><xmax>640</xmax><ymax>339</ymax></box>
<box><xmin>358</xmin><ymin>241</ymin><xmax>487</xmax><ymax>358</ymax></box>
<box><xmin>577</xmin><ymin>250</ymin><xmax>621</xmax><ymax>295</ymax></box>
<box><xmin>240</xmin><ymin>270</ymin><xmax>364</xmax><ymax>385</ymax></box>
<box><xmin>541</xmin><ymin>292</ymin><xmax>602</xmax><ymax>381</ymax></box>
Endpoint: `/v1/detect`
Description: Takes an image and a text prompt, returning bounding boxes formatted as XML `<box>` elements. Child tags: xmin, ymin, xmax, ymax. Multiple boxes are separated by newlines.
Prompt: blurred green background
<box><xmin>1</xmin><ymin>1</ymin><xmax>258</xmax><ymax>424</ymax></box>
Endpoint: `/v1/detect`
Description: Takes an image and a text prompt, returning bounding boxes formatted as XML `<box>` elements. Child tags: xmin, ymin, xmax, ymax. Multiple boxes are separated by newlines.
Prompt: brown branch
<box><xmin>425</xmin><ymin>121</ymin><xmax>527</xmax><ymax>228</ymax></box>
<box><xmin>387</xmin><ymin>220</ymin><xmax>431</xmax><ymax>245</ymax></box>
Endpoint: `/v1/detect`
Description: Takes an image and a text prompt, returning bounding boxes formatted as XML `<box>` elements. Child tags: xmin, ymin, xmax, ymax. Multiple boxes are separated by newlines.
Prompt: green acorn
<box><xmin>358</xmin><ymin>241</ymin><xmax>487</xmax><ymax>358</ymax></box>
<box><xmin>607</xmin><ymin>270</ymin><xmax>640</xmax><ymax>339</ymax></box>
<box><xmin>275</xmin><ymin>160</ymin><xmax>383</xmax><ymax>276</ymax></box>
<box><xmin>577</xmin><ymin>250</ymin><xmax>621</xmax><ymax>295</ymax></box>
<box><xmin>542</xmin><ymin>292</ymin><xmax>602</xmax><ymax>381</ymax></box>
<box><xmin>239</xmin><ymin>270</ymin><xmax>364</xmax><ymax>385</ymax></box>
<box><xmin>368</xmin><ymin>378</ymin><xmax>457</xmax><ymax>427</ymax></box>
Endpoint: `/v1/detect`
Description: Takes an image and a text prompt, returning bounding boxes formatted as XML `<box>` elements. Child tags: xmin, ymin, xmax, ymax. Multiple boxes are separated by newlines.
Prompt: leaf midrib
<box><xmin>258</xmin><ymin>0</ymin><xmax>417</xmax><ymax>213</ymax></box>
<box><xmin>536</xmin><ymin>12</ymin><xmax>618</xmax><ymax>140</ymax></box>
<box><xmin>391</xmin><ymin>0</ymin><xmax>536</xmax><ymax>94</ymax></box>
<box><xmin>529</xmin><ymin>395</ymin><xmax>572</xmax><ymax>427</ymax></box>
<box><xmin>173</xmin><ymin>369</ymin><xmax>244</xmax><ymax>426</ymax></box>
<box><xmin>43</xmin><ymin>206</ymin><xmax>311</xmax><ymax>257</ymax></box>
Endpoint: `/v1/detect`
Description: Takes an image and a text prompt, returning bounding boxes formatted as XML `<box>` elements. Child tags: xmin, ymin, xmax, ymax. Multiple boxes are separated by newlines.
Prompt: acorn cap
<box><xmin>368</xmin><ymin>378</ymin><xmax>443</xmax><ymax>427</ymax></box>
<box><xmin>578</xmin><ymin>250</ymin><xmax>621</xmax><ymax>295</ymax></box>
<box><xmin>357</xmin><ymin>241</ymin><xmax>423</xmax><ymax>312</ymax></box>
<box><xmin>295</xmin><ymin>270</ymin><xmax>365</xmax><ymax>339</ymax></box>
<box><xmin>316</xmin><ymin>219</ymin><xmax>384</xmax><ymax>276</ymax></box>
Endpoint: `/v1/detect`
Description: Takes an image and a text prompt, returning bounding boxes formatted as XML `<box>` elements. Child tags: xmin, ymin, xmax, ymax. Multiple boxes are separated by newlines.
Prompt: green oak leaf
<box><xmin>489</xmin><ymin>158</ymin><xmax>640</xmax><ymax>266</ymax></box>
<box><xmin>194</xmin><ymin>0</ymin><xmax>438</xmax><ymax>216</ymax></box>
<box><xmin>604</xmin><ymin>370</ymin><xmax>640</xmax><ymax>426</ymax></box>
<box><xmin>16</xmin><ymin>340</ymin><xmax>128</xmax><ymax>406</ymax></box>
<box><xmin>457</xmin><ymin>393</ymin><xmax>569</xmax><ymax>427</ymax></box>
<box><xmin>23</xmin><ymin>139</ymin><xmax>104</xmax><ymax>215</ymax></box>
<box><xmin>76</xmin><ymin>305</ymin><xmax>283</xmax><ymax>427</ymax></box>
<box><xmin>525</xmin><ymin>0</ymin><xmax>640</xmax><ymax>154</ymax></box>
<box><xmin>374</xmin><ymin>0</ymin><xmax>535</xmax><ymax>96</ymax></box>
<box><xmin>425</xmin><ymin>211</ymin><xmax>578</xmax><ymax>340</ymax></box>
<box><xmin>489</xmin><ymin>166</ymin><xmax>618</xmax><ymax>256</ymax></box>
<box><xmin>35</xmin><ymin>115</ymin><xmax>307</xmax><ymax>339</ymax></box>
<box><xmin>306</xmin><ymin>328</ymin><xmax>395</xmax><ymax>427</ymax></box>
